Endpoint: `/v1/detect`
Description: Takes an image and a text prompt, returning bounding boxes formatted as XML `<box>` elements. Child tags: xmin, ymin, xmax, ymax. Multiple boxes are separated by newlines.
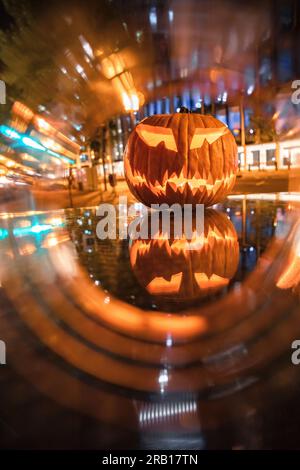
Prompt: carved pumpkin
<box><xmin>124</xmin><ymin>112</ymin><xmax>238</xmax><ymax>207</ymax></box>
<box><xmin>129</xmin><ymin>210</ymin><xmax>239</xmax><ymax>302</ymax></box>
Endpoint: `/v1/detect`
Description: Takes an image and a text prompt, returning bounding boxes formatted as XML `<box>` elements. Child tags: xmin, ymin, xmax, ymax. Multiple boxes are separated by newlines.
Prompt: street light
<box><xmin>123</xmin><ymin>90</ymin><xmax>144</xmax><ymax>130</ymax></box>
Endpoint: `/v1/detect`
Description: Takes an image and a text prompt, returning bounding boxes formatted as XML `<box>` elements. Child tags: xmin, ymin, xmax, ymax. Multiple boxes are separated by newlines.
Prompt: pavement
<box><xmin>0</xmin><ymin>181</ymin><xmax>131</xmax><ymax>213</ymax></box>
<box><xmin>233</xmin><ymin>170</ymin><xmax>290</xmax><ymax>194</ymax></box>
<box><xmin>0</xmin><ymin>172</ymin><xmax>293</xmax><ymax>213</ymax></box>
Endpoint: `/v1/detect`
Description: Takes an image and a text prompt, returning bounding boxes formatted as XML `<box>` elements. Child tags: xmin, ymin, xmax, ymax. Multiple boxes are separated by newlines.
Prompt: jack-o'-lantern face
<box><xmin>124</xmin><ymin>113</ymin><xmax>238</xmax><ymax>207</ymax></box>
<box><xmin>129</xmin><ymin>210</ymin><xmax>240</xmax><ymax>304</ymax></box>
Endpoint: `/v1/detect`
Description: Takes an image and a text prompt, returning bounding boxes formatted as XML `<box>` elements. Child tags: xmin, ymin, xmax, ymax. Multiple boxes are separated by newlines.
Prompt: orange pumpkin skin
<box><xmin>129</xmin><ymin>210</ymin><xmax>239</xmax><ymax>301</ymax></box>
<box><xmin>124</xmin><ymin>113</ymin><xmax>238</xmax><ymax>207</ymax></box>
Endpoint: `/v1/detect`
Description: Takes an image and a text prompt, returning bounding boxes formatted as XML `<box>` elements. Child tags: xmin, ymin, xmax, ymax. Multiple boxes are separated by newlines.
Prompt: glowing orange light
<box><xmin>277</xmin><ymin>237</ymin><xmax>300</xmax><ymax>290</ymax></box>
<box><xmin>122</xmin><ymin>91</ymin><xmax>140</xmax><ymax>112</ymax></box>
<box><xmin>12</xmin><ymin>101</ymin><xmax>34</xmax><ymax>122</ymax></box>
<box><xmin>129</xmin><ymin>210</ymin><xmax>239</xmax><ymax>301</ymax></box>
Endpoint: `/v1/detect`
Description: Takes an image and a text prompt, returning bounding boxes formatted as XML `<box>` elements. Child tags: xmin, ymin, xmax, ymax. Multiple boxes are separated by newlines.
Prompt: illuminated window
<box><xmin>244</xmin><ymin>108</ymin><xmax>253</xmax><ymax>127</ymax></box>
<box><xmin>149</xmin><ymin>7</ymin><xmax>157</xmax><ymax>30</ymax></box>
<box><xmin>266</xmin><ymin>149</ymin><xmax>276</xmax><ymax>166</ymax></box>
<box><xmin>228</xmin><ymin>106</ymin><xmax>240</xmax><ymax>130</ymax></box>
<box><xmin>148</xmin><ymin>102</ymin><xmax>155</xmax><ymax>115</ymax></box>
<box><xmin>156</xmin><ymin>100</ymin><xmax>162</xmax><ymax>114</ymax></box>
<box><xmin>216</xmin><ymin>110</ymin><xmax>227</xmax><ymax>126</ymax></box>
<box><xmin>260</xmin><ymin>56</ymin><xmax>272</xmax><ymax>85</ymax></box>
<box><xmin>163</xmin><ymin>98</ymin><xmax>170</xmax><ymax>114</ymax></box>
<box><xmin>278</xmin><ymin>49</ymin><xmax>293</xmax><ymax>82</ymax></box>
<box><xmin>251</xmin><ymin>150</ymin><xmax>260</xmax><ymax>166</ymax></box>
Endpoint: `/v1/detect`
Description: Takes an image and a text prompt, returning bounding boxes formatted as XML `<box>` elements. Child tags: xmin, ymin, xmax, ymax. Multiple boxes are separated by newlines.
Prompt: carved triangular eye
<box><xmin>190</xmin><ymin>127</ymin><xmax>228</xmax><ymax>149</ymax></box>
<box><xmin>136</xmin><ymin>124</ymin><xmax>178</xmax><ymax>152</ymax></box>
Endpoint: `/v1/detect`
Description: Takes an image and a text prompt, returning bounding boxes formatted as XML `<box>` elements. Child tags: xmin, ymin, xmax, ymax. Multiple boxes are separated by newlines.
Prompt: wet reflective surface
<box><xmin>66</xmin><ymin>194</ymin><xmax>291</xmax><ymax>311</ymax></box>
<box><xmin>0</xmin><ymin>193</ymin><xmax>300</xmax><ymax>449</ymax></box>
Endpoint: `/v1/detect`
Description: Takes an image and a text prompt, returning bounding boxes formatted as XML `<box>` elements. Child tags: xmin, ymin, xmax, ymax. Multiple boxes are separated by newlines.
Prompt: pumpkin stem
<box><xmin>179</xmin><ymin>106</ymin><xmax>190</xmax><ymax>113</ymax></box>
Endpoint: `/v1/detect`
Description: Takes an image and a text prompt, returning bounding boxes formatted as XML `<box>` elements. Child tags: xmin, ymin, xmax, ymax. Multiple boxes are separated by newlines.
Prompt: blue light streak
<box><xmin>0</xmin><ymin>125</ymin><xmax>75</xmax><ymax>165</ymax></box>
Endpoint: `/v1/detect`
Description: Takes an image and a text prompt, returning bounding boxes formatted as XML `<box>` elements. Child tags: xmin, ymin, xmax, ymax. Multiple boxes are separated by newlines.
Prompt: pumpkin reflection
<box><xmin>129</xmin><ymin>210</ymin><xmax>239</xmax><ymax>302</ymax></box>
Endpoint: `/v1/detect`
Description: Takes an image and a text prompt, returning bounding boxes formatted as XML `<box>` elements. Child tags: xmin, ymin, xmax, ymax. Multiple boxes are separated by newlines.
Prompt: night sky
<box><xmin>0</xmin><ymin>1</ymin><xmax>13</xmax><ymax>30</ymax></box>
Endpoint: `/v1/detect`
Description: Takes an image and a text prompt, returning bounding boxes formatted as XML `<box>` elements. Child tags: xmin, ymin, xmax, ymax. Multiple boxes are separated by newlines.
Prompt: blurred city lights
<box><xmin>22</xmin><ymin>136</ymin><xmax>45</xmax><ymax>151</ymax></box>
<box><xmin>0</xmin><ymin>125</ymin><xmax>21</xmax><ymax>140</ymax></box>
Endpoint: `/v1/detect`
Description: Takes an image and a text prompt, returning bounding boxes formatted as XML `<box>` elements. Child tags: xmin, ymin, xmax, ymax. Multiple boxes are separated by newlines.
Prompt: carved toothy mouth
<box><xmin>129</xmin><ymin>172</ymin><xmax>236</xmax><ymax>197</ymax></box>
<box><xmin>130</xmin><ymin>226</ymin><xmax>239</xmax><ymax>297</ymax></box>
<box><xmin>129</xmin><ymin>227</ymin><xmax>238</xmax><ymax>264</ymax></box>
